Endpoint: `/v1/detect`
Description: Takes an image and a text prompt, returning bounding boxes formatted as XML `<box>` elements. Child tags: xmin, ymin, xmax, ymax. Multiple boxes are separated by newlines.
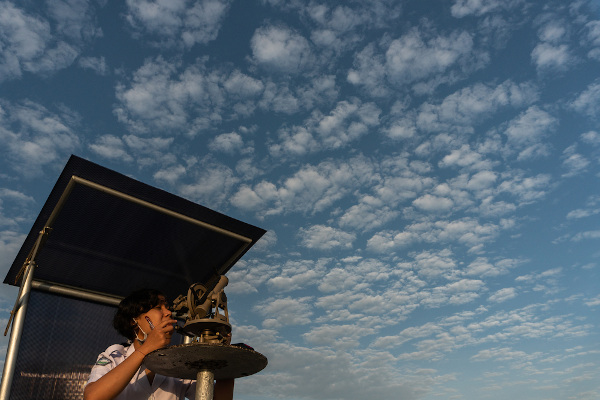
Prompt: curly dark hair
<box><xmin>113</xmin><ymin>288</ymin><xmax>164</xmax><ymax>340</ymax></box>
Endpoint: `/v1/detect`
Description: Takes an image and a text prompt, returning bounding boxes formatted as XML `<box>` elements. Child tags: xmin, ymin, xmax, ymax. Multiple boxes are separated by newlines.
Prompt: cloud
<box><xmin>451</xmin><ymin>0</ymin><xmax>523</xmax><ymax>18</ymax></box>
<box><xmin>346</xmin><ymin>43</ymin><xmax>389</xmax><ymax>97</ymax></box>
<box><xmin>496</xmin><ymin>172</ymin><xmax>551</xmax><ymax>204</ymax></box>
<box><xmin>266</xmin><ymin>259</ymin><xmax>329</xmax><ymax>292</ymax></box>
<box><xmin>488</xmin><ymin>287</ymin><xmax>517</xmax><ymax>303</ymax></box>
<box><xmin>413</xmin><ymin>80</ymin><xmax>539</xmax><ymax>134</ymax></box>
<box><xmin>78</xmin><ymin>56</ymin><xmax>108</xmax><ymax>75</ymax></box>
<box><xmin>410</xmin><ymin>249</ymin><xmax>457</xmax><ymax>279</ymax></box>
<box><xmin>250</xmin><ymin>25</ymin><xmax>313</xmax><ymax>73</ymax></box>
<box><xmin>566</xmin><ymin>195</ymin><xmax>600</xmax><ymax>219</ymax></box>
<box><xmin>0</xmin><ymin>230</ymin><xmax>27</xmax><ymax>279</ymax></box>
<box><xmin>531</xmin><ymin>43</ymin><xmax>572</xmax><ymax>72</ymax></box>
<box><xmin>386</xmin><ymin>29</ymin><xmax>475</xmax><ymax>84</ymax></box>
<box><xmin>561</xmin><ymin>144</ymin><xmax>589</xmax><ymax>177</ymax></box>
<box><xmin>303</xmin><ymin>323</ymin><xmax>376</xmax><ymax>349</ymax></box>
<box><xmin>367</xmin><ymin>218</ymin><xmax>504</xmax><ymax>253</ymax></box>
<box><xmin>238</xmin><ymin>341</ymin><xmax>429</xmax><ymax>400</ymax></box>
<box><xmin>585</xmin><ymin>20</ymin><xmax>600</xmax><ymax>60</ymax></box>
<box><xmin>125</xmin><ymin>0</ymin><xmax>231</xmax><ymax>48</ymax></box>
<box><xmin>503</xmin><ymin>106</ymin><xmax>558</xmax><ymax>160</ymax></box>
<box><xmin>179</xmin><ymin>159</ymin><xmax>239</xmax><ymax>206</ymax></box>
<box><xmin>580</xmin><ymin>130</ymin><xmax>600</xmax><ymax>145</ymax></box>
<box><xmin>114</xmin><ymin>57</ymin><xmax>234</xmax><ymax>135</ymax></box>
<box><xmin>338</xmin><ymin>197</ymin><xmax>400</xmax><ymax>231</ymax></box>
<box><xmin>569</xmin><ymin>81</ymin><xmax>600</xmax><ymax>119</ymax></box>
<box><xmin>209</xmin><ymin>132</ymin><xmax>244</xmax><ymax>154</ymax></box>
<box><xmin>412</xmin><ymin>194</ymin><xmax>454</xmax><ymax>213</ymax></box>
<box><xmin>89</xmin><ymin>135</ymin><xmax>133</xmax><ymax>162</ymax></box>
<box><xmin>465</xmin><ymin>257</ymin><xmax>522</xmax><ymax>277</ymax></box>
<box><xmin>0</xmin><ymin>100</ymin><xmax>80</xmax><ymax>177</ymax></box>
<box><xmin>254</xmin><ymin>296</ymin><xmax>314</xmax><ymax>328</ymax></box>
<box><xmin>0</xmin><ymin>0</ymin><xmax>99</xmax><ymax>82</ymax></box>
<box><xmin>269</xmin><ymin>98</ymin><xmax>381</xmax><ymax>157</ymax></box>
<box><xmin>298</xmin><ymin>225</ymin><xmax>356</xmax><ymax>250</ymax></box>
<box><xmin>226</xmin><ymin>259</ymin><xmax>281</xmax><ymax>294</ymax></box>
<box><xmin>348</xmin><ymin>26</ymin><xmax>489</xmax><ymax>94</ymax></box>
<box><xmin>231</xmin><ymin>156</ymin><xmax>375</xmax><ymax>217</ymax></box>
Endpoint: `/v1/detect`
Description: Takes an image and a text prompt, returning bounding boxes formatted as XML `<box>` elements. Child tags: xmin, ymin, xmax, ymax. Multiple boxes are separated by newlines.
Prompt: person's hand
<box><xmin>139</xmin><ymin>316</ymin><xmax>177</xmax><ymax>354</ymax></box>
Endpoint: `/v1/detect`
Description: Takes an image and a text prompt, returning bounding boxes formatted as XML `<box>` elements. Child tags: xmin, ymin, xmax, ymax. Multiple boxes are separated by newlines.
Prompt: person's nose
<box><xmin>162</xmin><ymin>305</ymin><xmax>172</xmax><ymax>318</ymax></box>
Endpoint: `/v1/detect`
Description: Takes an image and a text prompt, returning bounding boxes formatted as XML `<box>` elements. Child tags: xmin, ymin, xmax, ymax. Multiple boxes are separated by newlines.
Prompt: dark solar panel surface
<box><xmin>4</xmin><ymin>155</ymin><xmax>265</xmax><ymax>300</ymax></box>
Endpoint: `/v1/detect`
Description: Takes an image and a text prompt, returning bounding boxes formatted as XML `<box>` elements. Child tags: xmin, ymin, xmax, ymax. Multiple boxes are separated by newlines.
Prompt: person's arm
<box><xmin>84</xmin><ymin>317</ymin><xmax>176</xmax><ymax>400</ymax></box>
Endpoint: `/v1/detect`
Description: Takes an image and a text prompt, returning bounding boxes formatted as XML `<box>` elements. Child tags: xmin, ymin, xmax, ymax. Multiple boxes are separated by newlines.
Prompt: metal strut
<box><xmin>0</xmin><ymin>227</ymin><xmax>51</xmax><ymax>400</ymax></box>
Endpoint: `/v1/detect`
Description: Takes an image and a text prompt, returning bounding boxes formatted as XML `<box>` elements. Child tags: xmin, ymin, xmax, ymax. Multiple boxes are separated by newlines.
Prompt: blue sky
<box><xmin>1</xmin><ymin>0</ymin><xmax>600</xmax><ymax>399</ymax></box>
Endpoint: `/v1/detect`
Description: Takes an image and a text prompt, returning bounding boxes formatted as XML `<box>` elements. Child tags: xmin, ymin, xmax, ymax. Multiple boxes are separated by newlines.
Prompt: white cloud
<box><xmin>223</xmin><ymin>70</ymin><xmax>264</xmax><ymax>98</ymax></box>
<box><xmin>581</xmin><ymin>130</ymin><xmax>600</xmax><ymax>145</ymax></box>
<box><xmin>465</xmin><ymin>257</ymin><xmax>521</xmax><ymax>277</ymax></box>
<box><xmin>266</xmin><ymin>259</ymin><xmax>328</xmax><ymax>292</ymax></box>
<box><xmin>209</xmin><ymin>132</ymin><xmax>244</xmax><ymax>154</ymax></box>
<box><xmin>231</xmin><ymin>156</ymin><xmax>375</xmax><ymax>217</ymax></box>
<box><xmin>410</xmin><ymin>249</ymin><xmax>457</xmax><ymax>279</ymax></box>
<box><xmin>585</xmin><ymin>20</ymin><xmax>600</xmax><ymax>60</ymax></box>
<box><xmin>503</xmin><ymin>106</ymin><xmax>557</xmax><ymax>160</ymax></box>
<box><xmin>179</xmin><ymin>160</ymin><xmax>239</xmax><ymax>206</ymax></box>
<box><xmin>0</xmin><ymin>100</ymin><xmax>80</xmax><ymax>177</ymax></box>
<box><xmin>250</xmin><ymin>25</ymin><xmax>313</xmax><ymax>73</ymax></box>
<box><xmin>451</xmin><ymin>0</ymin><xmax>522</xmax><ymax>18</ymax></box>
<box><xmin>254</xmin><ymin>296</ymin><xmax>314</xmax><ymax>328</ymax></box>
<box><xmin>125</xmin><ymin>0</ymin><xmax>231</xmax><ymax>48</ymax></box>
<box><xmin>415</xmin><ymin>80</ymin><xmax>539</xmax><ymax>133</ymax></box>
<box><xmin>496</xmin><ymin>172</ymin><xmax>551</xmax><ymax>204</ymax></box>
<box><xmin>367</xmin><ymin>218</ymin><xmax>503</xmax><ymax>253</ymax></box>
<box><xmin>386</xmin><ymin>29</ymin><xmax>473</xmax><ymax>83</ymax></box>
<box><xmin>561</xmin><ymin>144</ymin><xmax>589</xmax><ymax>177</ymax></box>
<box><xmin>531</xmin><ymin>43</ymin><xmax>573</xmax><ymax>72</ymax></box>
<box><xmin>349</xmin><ymin>27</ymin><xmax>489</xmax><ymax>94</ymax></box>
<box><xmin>0</xmin><ymin>230</ymin><xmax>26</xmax><ymax>281</ymax></box>
<box><xmin>89</xmin><ymin>135</ymin><xmax>133</xmax><ymax>162</ymax></box>
<box><xmin>489</xmin><ymin>287</ymin><xmax>517</xmax><ymax>303</ymax></box>
<box><xmin>347</xmin><ymin>43</ymin><xmax>389</xmax><ymax>97</ymax></box>
<box><xmin>570</xmin><ymin>81</ymin><xmax>600</xmax><ymax>119</ymax></box>
<box><xmin>226</xmin><ymin>260</ymin><xmax>280</xmax><ymax>294</ymax></box>
<box><xmin>270</xmin><ymin>98</ymin><xmax>380</xmax><ymax>157</ymax></box>
<box><xmin>338</xmin><ymin>197</ymin><xmax>400</xmax><ymax>231</ymax></box>
<box><xmin>412</xmin><ymin>194</ymin><xmax>454</xmax><ymax>213</ymax></box>
<box><xmin>78</xmin><ymin>56</ymin><xmax>108</xmax><ymax>75</ymax></box>
<box><xmin>114</xmin><ymin>57</ymin><xmax>232</xmax><ymax>135</ymax></box>
<box><xmin>303</xmin><ymin>323</ymin><xmax>376</xmax><ymax>349</ymax></box>
<box><xmin>298</xmin><ymin>225</ymin><xmax>356</xmax><ymax>250</ymax></box>
<box><xmin>0</xmin><ymin>0</ymin><xmax>99</xmax><ymax>81</ymax></box>
<box><xmin>153</xmin><ymin>164</ymin><xmax>187</xmax><ymax>184</ymax></box>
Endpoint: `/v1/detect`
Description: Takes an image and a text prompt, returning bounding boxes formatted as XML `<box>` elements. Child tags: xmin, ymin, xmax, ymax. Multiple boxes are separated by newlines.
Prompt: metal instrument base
<box><xmin>144</xmin><ymin>343</ymin><xmax>268</xmax><ymax>380</ymax></box>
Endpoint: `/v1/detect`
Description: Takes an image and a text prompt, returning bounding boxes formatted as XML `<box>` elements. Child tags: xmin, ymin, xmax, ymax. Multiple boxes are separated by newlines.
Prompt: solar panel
<box><xmin>4</xmin><ymin>155</ymin><xmax>266</xmax><ymax>300</ymax></box>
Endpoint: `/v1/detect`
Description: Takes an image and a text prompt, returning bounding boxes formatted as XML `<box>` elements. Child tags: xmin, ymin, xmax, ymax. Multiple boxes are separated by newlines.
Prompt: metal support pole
<box><xmin>0</xmin><ymin>261</ymin><xmax>36</xmax><ymax>400</ymax></box>
<box><xmin>196</xmin><ymin>370</ymin><xmax>215</xmax><ymax>400</ymax></box>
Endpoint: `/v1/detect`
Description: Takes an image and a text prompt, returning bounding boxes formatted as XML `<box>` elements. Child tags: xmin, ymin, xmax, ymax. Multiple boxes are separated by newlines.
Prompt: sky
<box><xmin>1</xmin><ymin>0</ymin><xmax>600</xmax><ymax>399</ymax></box>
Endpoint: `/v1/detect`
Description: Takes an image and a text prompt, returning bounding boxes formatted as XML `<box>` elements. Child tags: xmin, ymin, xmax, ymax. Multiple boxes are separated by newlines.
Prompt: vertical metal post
<box><xmin>0</xmin><ymin>261</ymin><xmax>36</xmax><ymax>400</ymax></box>
<box><xmin>196</xmin><ymin>370</ymin><xmax>215</xmax><ymax>400</ymax></box>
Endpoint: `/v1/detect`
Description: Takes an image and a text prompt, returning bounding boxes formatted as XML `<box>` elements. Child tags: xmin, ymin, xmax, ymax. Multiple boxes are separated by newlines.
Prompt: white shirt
<box><xmin>87</xmin><ymin>344</ymin><xmax>196</xmax><ymax>400</ymax></box>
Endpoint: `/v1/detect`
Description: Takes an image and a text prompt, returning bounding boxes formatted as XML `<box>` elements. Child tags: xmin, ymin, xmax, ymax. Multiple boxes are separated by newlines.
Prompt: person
<box><xmin>84</xmin><ymin>288</ymin><xmax>234</xmax><ymax>400</ymax></box>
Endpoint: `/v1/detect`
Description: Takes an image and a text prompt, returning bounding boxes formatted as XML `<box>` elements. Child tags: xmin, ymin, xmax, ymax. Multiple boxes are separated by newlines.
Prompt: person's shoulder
<box><xmin>102</xmin><ymin>343</ymin><xmax>129</xmax><ymax>358</ymax></box>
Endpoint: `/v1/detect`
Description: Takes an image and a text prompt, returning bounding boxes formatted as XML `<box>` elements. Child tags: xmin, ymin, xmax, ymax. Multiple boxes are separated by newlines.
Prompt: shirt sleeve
<box><xmin>86</xmin><ymin>344</ymin><xmax>125</xmax><ymax>385</ymax></box>
<box><xmin>185</xmin><ymin>380</ymin><xmax>196</xmax><ymax>399</ymax></box>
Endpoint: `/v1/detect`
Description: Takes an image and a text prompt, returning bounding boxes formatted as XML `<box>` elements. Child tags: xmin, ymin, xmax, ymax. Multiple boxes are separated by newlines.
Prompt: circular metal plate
<box><xmin>144</xmin><ymin>343</ymin><xmax>268</xmax><ymax>380</ymax></box>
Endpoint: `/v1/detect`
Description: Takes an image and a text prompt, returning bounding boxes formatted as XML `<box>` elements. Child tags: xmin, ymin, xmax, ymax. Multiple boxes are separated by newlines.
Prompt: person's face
<box><xmin>135</xmin><ymin>295</ymin><xmax>171</xmax><ymax>334</ymax></box>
